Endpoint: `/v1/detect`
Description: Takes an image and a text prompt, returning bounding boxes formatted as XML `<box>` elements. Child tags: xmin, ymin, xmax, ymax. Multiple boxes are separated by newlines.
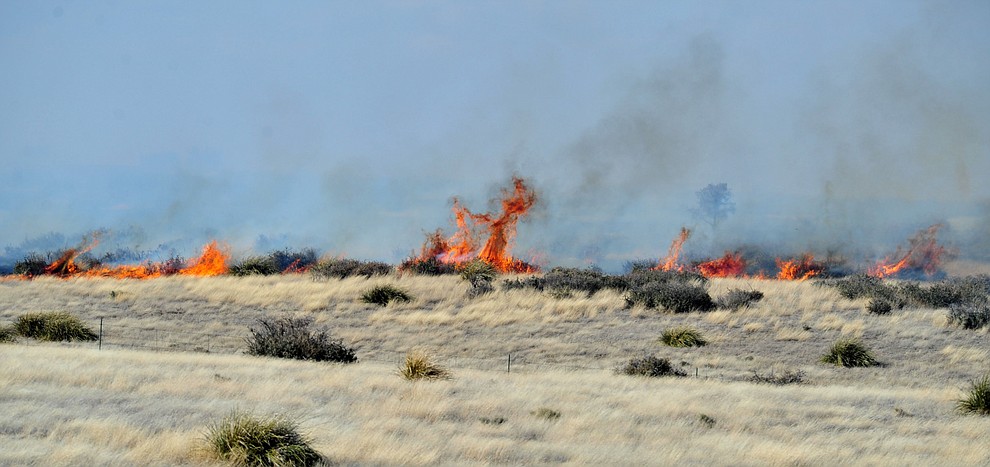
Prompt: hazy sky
<box><xmin>2</xmin><ymin>1</ymin><xmax>988</xmax><ymax>267</ymax></box>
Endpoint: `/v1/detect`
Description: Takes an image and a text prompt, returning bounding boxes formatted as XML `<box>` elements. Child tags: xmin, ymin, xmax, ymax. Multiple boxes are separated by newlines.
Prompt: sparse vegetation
<box><xmin>698</xmin><ymin>413</ymin><xmax>717</xmax><ymax>428</ymax></box>
<box><xmin>620</xmin><ymin>355</ymin><xmax>687</xmax><ymax>377</ymax></box>
<box><xmin>716</xmin><ymin>288</ymin><xmax>764</xmax><ymax>310</ymax></box>
<box><xmin>399</xmin><ymin>350</ymin><xmax>451</xmax><ymax>380</ymax></box>
<box><xmin>13</xmin><ymin>253</ymin><xmax>49</xmax><ymax>277</ymax></box>
<box><xmin>531</xmin><ymin>407</ymin><xmax>561</xmax><ymax>421</ymax></box>
<box><xmin>820</xmin><ymin>338</ymin><xmax>879</xmax><ymax>368</ymax></box>
<box><xmin>749</xmin><ymin>369</ymin><xmax>805</xmax><ymax>385</ymax></box>
<box><xmin>245</xmin><ymin>316</ymin><xmax>357</xmax><ymax>363</ymax></box>
<box><xmin>866</xmin><ymin>298</ymin><xmax>894</xmax><ymax>315</ymax></box>
<box><xmin>0</xmin><ymin>325</ymin><xmax>16</xmax><ymax>343</ymax></box>
<box><xmin>956</xmin><ymin>373</ymin><xmax>990</xmax><ymax>416</ymax></box>
<box><xmin>660</xmin><ymin>326</ymin><xmax>707</xmax><ymax>347</ymax></box>
<box><xmin>361</xmin><ymin>284</ymin><xmax>413</xmax><ymax>306</ymax></box>
<box><xmin>14</xmin><ymin>312</ymin><xmax>98</xmax><ymax>342</ymax></box>
<box><xmin>624</xmin><ymin>280</ymin><xmax>714</xmax><ymax>313</ymax></box>
<box><xmin>309</xmin><ymin>258</ymin><xmax>392</xmax><ymax>280</ymax></box>
<box><xmin>204</xmin><ymin>411</ymin><xmax>324</xmax><ymax>467</ymax></box>
<box><xmin>946</xmin><ymin>301</ymin><xmax>990</xmax><ymax>330</ymax></box>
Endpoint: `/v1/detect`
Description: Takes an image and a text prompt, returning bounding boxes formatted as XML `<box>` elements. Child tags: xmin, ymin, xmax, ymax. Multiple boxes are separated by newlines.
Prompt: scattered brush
<box><xmin>228</xmin><ymin>256</ymin><xmax>280</xmax><ymax>276</ymax></box>
<box><xmin>460</xmin><ymin>260</ymin><xmax>497</xmax><ymax>298</ymax></box>
<box><xmin>620</xmin><ymin>355</ymin><xmax>687</xmax><ymax>377</ymax></box>
<box><xmin>866</xmin><ymin>298</ymin><xmax>895</xmax><ymax>315</ymax></box>
<box><xmin>204</xmin><ymin>411</ymin><xmax>324</xmax><ymax>467</ymax></box>
<box><xmin>659</xmin><ymin>326</ymin><xmax>707</xmax><ymax>347</ymax></box>
<box><xmin>820</xmin><ymin>338</ymin><xmax>879</xmax><ymax>368</ymax></box>
<box><xmin>361</xmin><ymin>284</ymin><xmax>413</xmax><ymax>306</ymax></box>
<box><xmin>399</xmin><ymin>350</ymin><xmax>452</xmax><ymax>381</ymax></box>
<box><xmin>15</xmin><ymin>312</ymin><xmax>98</xmax><ymax>342</ymax></box>
<box><xmin>398</xmin><ymin>256</ymin><xmax>457</xmax><ymax>275</ymax></box>
<box><xmin>716</xmin><ymin>289</ymin><xmax>764</xmax><ymax>310</ymax></box>
<box><xmin>956</xmin><ymin>373</ymin><xmax>990</xmax><ymax>416</ymax></box>
<box><xmin>0</xmin><ymin>325</ymin><xmax>16</xmax><ymax>343</ymax></box>
<box><xmin>946</xmin><ymin>301</ymin><xmax>990</xmax><ymax>330</ymax></box>
<box><xmin>245</xmin><ymin>316</ymin><xmax>357</xmax><ymax>363</ymax></box>
<box><xmin>13</xmin><ymin>253</ymin><xmax>49</xmax><ymax>277</ymax></box>
<box><xmin>531</xmin><ymin>407</ymin><xmax>561</xmax><ymax>421</ymax></box>
<box><xmin>749</xmin><ymin>369</ymin><xmax>805</xmax><ymax>385</ymax></box>
<box><xmin>310</xmin><ymin>258</ymin><xmax>392</xmax><ymax>280</ymax></box>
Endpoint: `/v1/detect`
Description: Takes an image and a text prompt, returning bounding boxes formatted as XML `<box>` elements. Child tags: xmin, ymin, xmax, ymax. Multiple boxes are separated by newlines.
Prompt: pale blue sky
<box><xmin>2</xmin><ymin>1</ymin><xmax>988</xmax><ymax>267</ymax></box>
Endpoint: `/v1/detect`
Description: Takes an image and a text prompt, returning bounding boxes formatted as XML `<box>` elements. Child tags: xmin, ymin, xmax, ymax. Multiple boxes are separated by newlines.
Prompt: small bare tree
<box><xmin>692</xmin><ymin>183</ymin><xmax>735</xmax><ymax>229</ymax></box>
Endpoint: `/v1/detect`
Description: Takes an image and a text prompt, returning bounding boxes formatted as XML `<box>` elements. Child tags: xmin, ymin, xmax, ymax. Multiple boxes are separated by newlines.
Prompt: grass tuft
<box><xmin>531</xmin><ymin>407</ymin><xmax>561</xmax><ymax>421</ymax></box>
<box><xmin>749</xmin><ymin>369</ymin><xmax>805</xmax><ymax>385</ymax></box>
<box><xmin>361</xmin><ymin>284</ymin><xmax>413</xmax><ymax>306</ymax></box>
<box><xmin>659</xmin><ymin>327</ymin><xmax>707</xmax><ymax>347</ymax></box>
<box><xmin>15</xmin><ymin>312</ymin><xmax>98</xmax><ymax>342</ymax></box>
<box><xmin>204</xmin><ymin>411</ymin><xmax>324</xmax><ymax>466</ymax></box>
<box><xmin>620</xmin><ymin>355</ymin><xmax>687</xmax><ymax>377</ymax></box>
<box><xmin>0</xmin><ymin>325</ymin><xmax>17</xmax><ymax>343</ymax></box>
<box><xmin>956</xmin><ymin>373</ymin><xmax>990</xmax><ymax>416</ymax></box>
<box><xmin>820</xmin><ymin>338</ymin><xmax>879</xmax><ymax>368</ymax></box>
<box><xmin>399</xmin><ymin>351</ymin><xmax>451</xmax><ymax>380</ymax></box>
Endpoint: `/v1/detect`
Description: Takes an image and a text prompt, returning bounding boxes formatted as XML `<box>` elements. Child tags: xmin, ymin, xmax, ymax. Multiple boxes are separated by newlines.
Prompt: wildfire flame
<box><xmin>405</xmin><ymin>177</ymin><xmax>539</xmax><ymax>273</ymax></box>
<box><xmin>697</xmin><ymin>252</ymin><xmax>747</xmax><ymax>278</ymax></box>
<box><xmin>178</xmin><ymin>241</ymin><xmax>230</xmax><ymax>276</ymax></box>
<box><xmin>868</xmin><ymin>224</ymin><xmax>946</xmax><ymax>279</ymax></box>
<box><xmin>655</xmin><ymin>227</ymin><xmax>691</xmax><ymax>271</ymax></box>
<box><xmin>30</xmin><ymin>237</ymin><xmax>230</xmax><ymax>280</ymax></box>
<box><xmin>775</xmin><ymin>253</ymin><xmax>824</xmax><ymax>281</ymax></box>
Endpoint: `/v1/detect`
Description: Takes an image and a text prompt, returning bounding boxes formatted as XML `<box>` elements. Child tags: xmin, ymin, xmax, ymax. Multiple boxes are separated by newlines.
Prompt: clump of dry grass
<box><xmin>399</xmin><ymin>351</ymin><xmax>451</xmax><ymax>380</ymax></box>
<box><xmin>204</xmin><ymin>410</ymin><xmax>324</xmax><ymax>466</ymax></box>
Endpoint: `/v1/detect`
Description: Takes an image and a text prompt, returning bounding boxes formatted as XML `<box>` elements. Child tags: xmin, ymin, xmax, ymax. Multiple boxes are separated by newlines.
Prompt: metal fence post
<box><xmin>99</xmin><ymin>317</ymin><xmax>103</xmax><ymax>350</ymax></box>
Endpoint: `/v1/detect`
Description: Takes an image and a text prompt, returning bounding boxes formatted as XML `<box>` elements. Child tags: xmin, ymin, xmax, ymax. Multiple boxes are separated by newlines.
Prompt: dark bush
<box><xmin>749</xmin><ymin>369</ymin><xmax>805</xmax><ymax>385</ymax></box>
<box><xmin>620</xmin><ymin>355</ymin><xmax>686</xmax><ymax>377</ymax></box>
<box><xmin>716</xmin><ymin>289</ymin><xmax>764</xmax><ymax>310</ymax></box>
<box><xmin>361</xmin><ymin>284</ymin><xmax>413</xmax><ymax>306</ymax></box>
<box><xmin>205</xmin><ymin>411</ymin><xmax>324</xmax><ymax>466</ymax></box>
<box><xmin>625</xmin><ymin>281</ymin><xmax>715</xmax><ymax>313</ymax></box>
<box><xmin>0</xmin><ymin>325</ymin><xmax>16</xmax><ymax>343</ymax></box>
<box><xmin>866</xmin><ymin>298</ymin><xmax>895</xmax><ymax>315</ymax></box>
<box><xmin>15</xmin><ymin>312</ymin><xmax>98</xmax><ymax>342</ymax></box>
<box><xmin>900</xmin><ymin>277</ymin><xmax>989</xmax><ymax>309</ymax></box>
<box><xmin>13</xmin><ymin>253</ymin><xmax>49</xmax><ymax>277</ymax></box>
<box><xmin>541</xmin><ymin>267</ymin><xmax>612</xmax><ymax>297</ymax></box>
<box><xmin>228</xmin><ymin>256</ymin><xmax>280</xmax><ymax>276</ymax></box>
<box><xmin>245</xmin><ymin>316</ymin><xmax>357</xmax><ymax>363</ymax></box>
<box><xmin>946</xmin><ymin>302</ymin><xmax>990</xmax><ymax>330</ymax></box>
<box><xmin>823</xmin><ymin>274</ymin><xmax>895</xmax><ymax>300</ymax></box>
<box><xmin>269</xmin><ymin>248</ymin><xmax>319</xmax><ymax>272</ymax></box>
<box><xmin>622</xmin><ymin>268</ymin><xmax>708</xmax><ymax>289</ymax></box>
<box><xmin>398</xmin><ymin>256</ymin><xmax>457</xmax><ymax>275</ymax></box>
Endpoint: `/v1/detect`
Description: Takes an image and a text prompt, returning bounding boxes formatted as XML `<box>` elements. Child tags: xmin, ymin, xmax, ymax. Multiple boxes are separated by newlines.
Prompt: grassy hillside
<box><xmin>1</xmin><ymin>273</ymin><xmax>988</xmax><ymax>465</ymax></box>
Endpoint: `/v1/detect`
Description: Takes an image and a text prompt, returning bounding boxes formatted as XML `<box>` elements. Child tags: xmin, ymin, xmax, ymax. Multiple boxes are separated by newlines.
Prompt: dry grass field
<box><xmin>2</xmin><ymin>268</ymin><xmax>989</xmax><ymax>465</ymax></box>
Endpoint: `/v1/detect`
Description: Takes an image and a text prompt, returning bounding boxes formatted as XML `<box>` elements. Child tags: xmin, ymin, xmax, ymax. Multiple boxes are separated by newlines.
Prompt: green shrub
<box><xmin>228</xmin><ymin>256</ymin><xmax>280</xmax><ymax>276</ymax></box>
<box><xmin>15</xmin><ymin>312</ymin><xmax>98</xmax><ymax>342</ymax></box>
<box><xmin>399</xmin><ymin>351</ymin><xmax>451</xmax><ymax>380</ymax></box>
<box><xmin>749</xmin><ymin>369</ymin><xmax>805</xmax><ymax>385</ymax></box>
<box><xmin>824</xmin><ymin>274</ymin><xmax>895</xmax><ymax>300</ymax></box>
<box><xmin>716</xmin><ymin>289</ymin><xmax>764</xmax><ymax>310</ymax></box>
<box><xmin>204</xmin><ymin>411</ymin><xmax>324</xmax><ymax>466</ymax></box>
<box><xmin>866</xmin><ymin>298</ymin><xmax>894</xmax><ymax>315</ymax></box>
<box><xmin>946</xmin><ymin>302</ymin><xmax>990</xmax><ymax>330</ymax></box>
<box><xmin>531</xmin><ymin>407</ymin><xmax>561</xmax><ymax>421</ymax></box>
<box><xmin>660</xmin><ymin>327</ymin><xmax>707</xmax><ymax>347</ymax></box>
<box><xmin>957</xmin><ymin>373</ymin><xmax>990</xmax><ymax>415</ymax></box>
<box><xmin>246</xmin><ymin>316</ymin><xmax>357</xmax><ymax>363</ymax></box>
<box><xmin>625</xmin><ymin>281</ymin><xmax>715</xmax><ymax>313</ymax></box>
<box><xmin>310</xmin><ymin>258</ymin><xmax>392</xmax><ymax>280</ymax></box>
<box><xmin>620</xmin><ymin>355</ymin><xmax>686</xmax><ymax>377</ymax></box>
<box><xmin>901</xmin><ymin>276</ymin><xmax>989</xmax><ymax>309</ymax></box>
<box><xmin>820</xmin><ymin>338</ymin><xmax>879</xmax><ymax>368</ymax></box>
<box><xmin>361</xmin><ymin>284</ymin><xmax>413</xmax><ymax>306</ymax></box>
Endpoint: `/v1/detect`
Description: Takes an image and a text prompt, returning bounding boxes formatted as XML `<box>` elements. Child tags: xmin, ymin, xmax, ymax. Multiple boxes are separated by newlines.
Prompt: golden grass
<box><xmin>1</xmin><ymin>274</ymin><xmax>989</xmax><ymax>464</ymax></box>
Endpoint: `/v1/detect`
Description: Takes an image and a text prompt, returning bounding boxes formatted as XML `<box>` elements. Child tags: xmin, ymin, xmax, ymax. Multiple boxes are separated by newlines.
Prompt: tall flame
<box><xmin>868</xmin><ymin>224</ymin><xmax>946</xmax><ymax>279</ymax></box>
<box><xmin>179</xmin><ymin>241</ymin><xmax>230</xmax><ymax>276</ymax></box>
<box><xmin>776</xmin><ymin>254</ymin><xmax>824</xmax><ymax>281</ymax></box>
<box><xmin>655</xmin><ymin>227</ymin><xmax>691</xmax><ymax>271</ymax></box>
<box><xmin>406</xmin><ymin>177</ymin><xmax>538</xmax><ymax>273</ymax></box>
<box><xmin>697</xmin><ymin>252</ymin><xmax>746</xmax><ymax>278</ymax></box>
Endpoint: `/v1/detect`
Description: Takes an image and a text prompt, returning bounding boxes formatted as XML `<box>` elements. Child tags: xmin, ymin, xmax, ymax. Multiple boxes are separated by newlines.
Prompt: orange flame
<box><xmin>43</xmin><ymin>234</ymin><xmax>101</xmax><ymax>277</ymax></box>
<box><xmin>655</xmin><ymin>227</ymin><xmax>691</xmax><ymax>271</ymax></box>
<box><xmin>179</xmin><ymin>241</ymin><xmax>230</xmax><ymax>276</ymax></box>
<box><xmin>776</xmin><ymin>253</ymin><xmax>824</xmax><ymax>281</ymax></box>
<box><xmin>406</xmin><ymin>177</ymin><xmax>539</xmax><ymax>273</ymax></box>
<box><xmin>868</xmin><ymin>224</ymin><xmax>946</xmax><ymax>278</ymax></box>
<box><xmin>697</xmin><ymin>251</ymin><xmax>746</xmax><ymax>278</ymax></box>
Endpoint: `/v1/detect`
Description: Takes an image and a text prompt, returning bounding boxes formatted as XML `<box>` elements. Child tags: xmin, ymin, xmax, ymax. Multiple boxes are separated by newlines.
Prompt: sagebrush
<box><xmin>620</xmin><ymin>355</ymin><xmax>686</xmax><ymax>377</ymax></box>
<box><xmin>246</xmin><ymin>316</ymin><xmax>357</xmax><ymax>363</ymax></box>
